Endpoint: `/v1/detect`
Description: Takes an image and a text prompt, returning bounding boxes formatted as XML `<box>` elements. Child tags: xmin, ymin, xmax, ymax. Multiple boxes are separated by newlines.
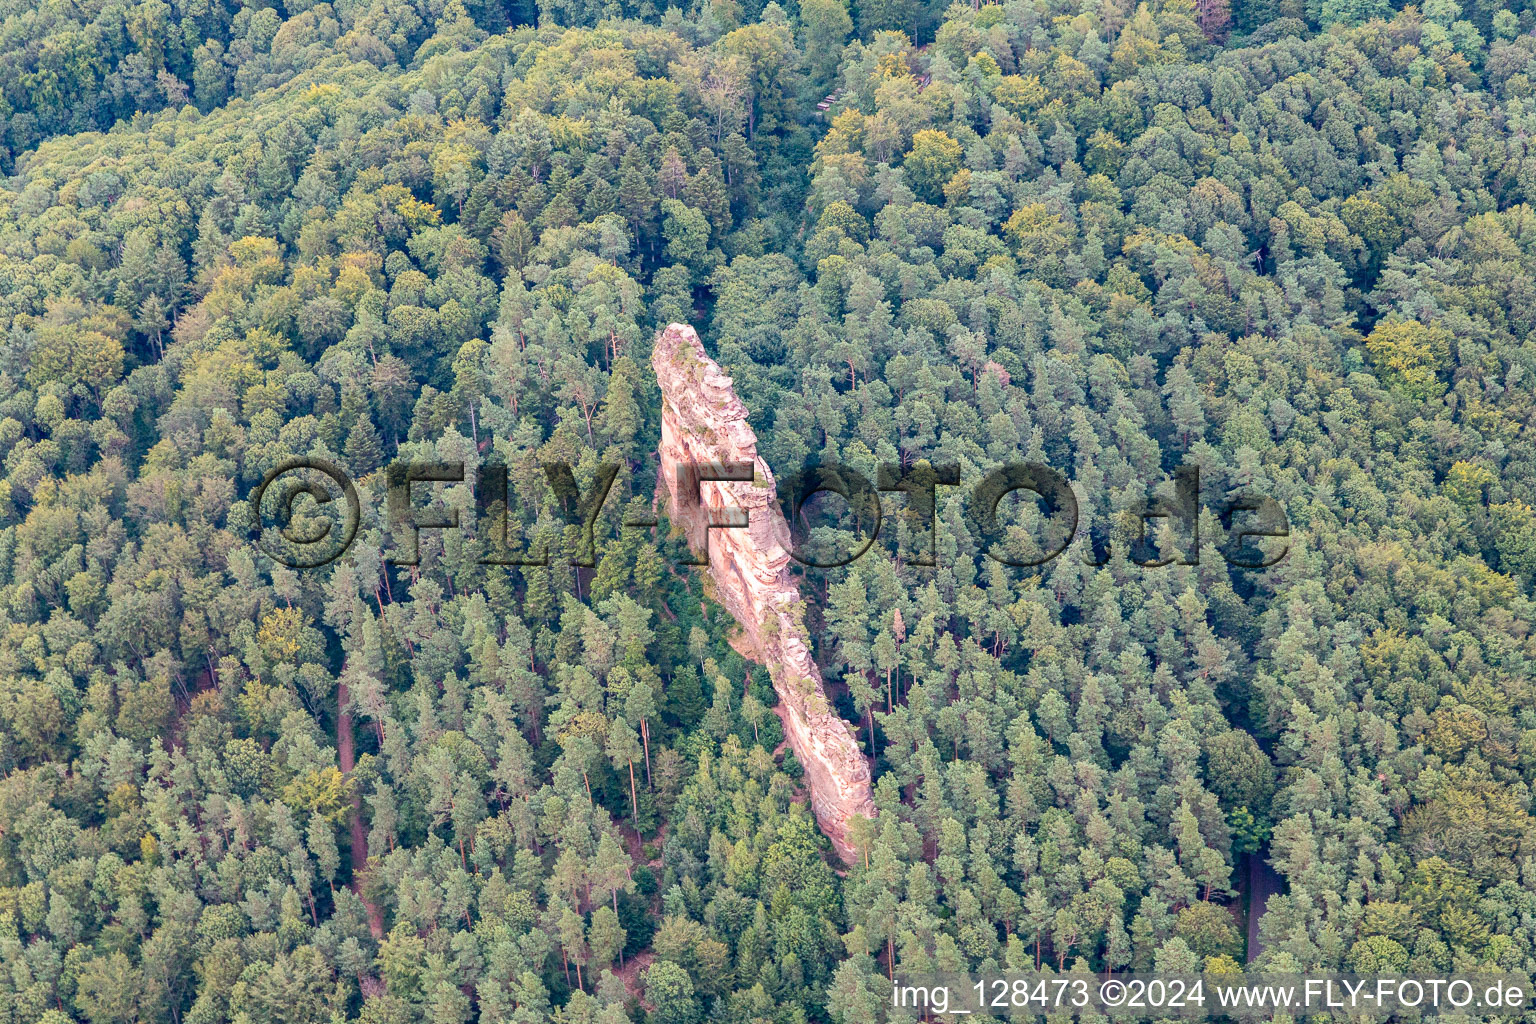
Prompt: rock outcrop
<box><xmin>652</xmin><ymin>323</ymin><xmax>876</xmax><ymax>863</ymax></box>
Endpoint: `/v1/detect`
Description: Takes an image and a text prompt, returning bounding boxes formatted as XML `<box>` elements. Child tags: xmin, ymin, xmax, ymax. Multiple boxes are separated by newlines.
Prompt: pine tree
<box><xmin>606</xmin><ymin>717</ymin><xmax>643</xmax><ymax>824</ymax></box>
<box><xmin>345</xmin><ymin>414</ymin><xmax>385</xmax><ymax>476</ymax></box>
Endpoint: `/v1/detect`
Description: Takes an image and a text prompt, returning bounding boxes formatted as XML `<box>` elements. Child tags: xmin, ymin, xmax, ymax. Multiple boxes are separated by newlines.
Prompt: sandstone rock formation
<box><xmin>652</xmin><ymin>323</ymin><xmax>876</xmax><ymax>863</ymax></box>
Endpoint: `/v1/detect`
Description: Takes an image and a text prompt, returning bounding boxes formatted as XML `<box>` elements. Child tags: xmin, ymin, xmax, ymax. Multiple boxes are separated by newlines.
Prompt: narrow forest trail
<box><xmin>1243</xmin><ymin>850</ymin><xmax>1284</xmax><ymax>962</ymax></box>
<box><xmin>338</xmin><ymin>675</ymin><xmax>385</xmax><ymax>939</ymax></box>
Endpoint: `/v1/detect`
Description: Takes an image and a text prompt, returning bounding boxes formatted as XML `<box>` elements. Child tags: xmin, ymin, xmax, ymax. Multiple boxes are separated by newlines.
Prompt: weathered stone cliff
<box><xmin>652</xmin><ymin>323</ymin><xmax>876</xmax><ymax>863</ymax></box>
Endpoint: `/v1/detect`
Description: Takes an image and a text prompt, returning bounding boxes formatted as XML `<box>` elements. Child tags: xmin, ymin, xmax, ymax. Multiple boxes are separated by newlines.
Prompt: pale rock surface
<box><xmin>652</xmin><ymin>323</ymin><xmax>876</xmax><ymax>863</ymax></box>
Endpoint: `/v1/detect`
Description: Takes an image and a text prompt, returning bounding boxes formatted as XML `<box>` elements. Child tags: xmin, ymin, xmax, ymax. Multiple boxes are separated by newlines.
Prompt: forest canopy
<box><xmin>2</xmin><ymin>0</ymin><xmax>1536</xmax><ymax>1020</ymax></box>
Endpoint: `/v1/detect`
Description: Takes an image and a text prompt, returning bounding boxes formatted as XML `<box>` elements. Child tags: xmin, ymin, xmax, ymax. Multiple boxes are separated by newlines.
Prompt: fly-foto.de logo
<box><xmin>248</xmin><ymin>457</ymin><xmax>1289</xmax><ymax>571</ymax></box>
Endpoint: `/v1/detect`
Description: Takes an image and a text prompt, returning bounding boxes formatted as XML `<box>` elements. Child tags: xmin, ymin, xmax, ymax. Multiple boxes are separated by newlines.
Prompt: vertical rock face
<box><xmin>652</xmin><ymin>323</ymin><xmax>875</xmax><ymax>863</ymax></box>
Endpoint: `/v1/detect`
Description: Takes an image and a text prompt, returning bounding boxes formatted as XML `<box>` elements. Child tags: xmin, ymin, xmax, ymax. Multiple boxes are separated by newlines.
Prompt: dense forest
<box><xmin>2</xmin><ymin>0</ymin><xmax>1536</xmax><ymax>1018</ymax></box>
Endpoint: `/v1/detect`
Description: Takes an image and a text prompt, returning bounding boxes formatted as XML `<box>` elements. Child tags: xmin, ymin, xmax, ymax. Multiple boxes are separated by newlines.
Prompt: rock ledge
<box><xmin>652</xmin><ymin>323</ymin><xmax>876</xmax><ymax>863</ymax></box>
